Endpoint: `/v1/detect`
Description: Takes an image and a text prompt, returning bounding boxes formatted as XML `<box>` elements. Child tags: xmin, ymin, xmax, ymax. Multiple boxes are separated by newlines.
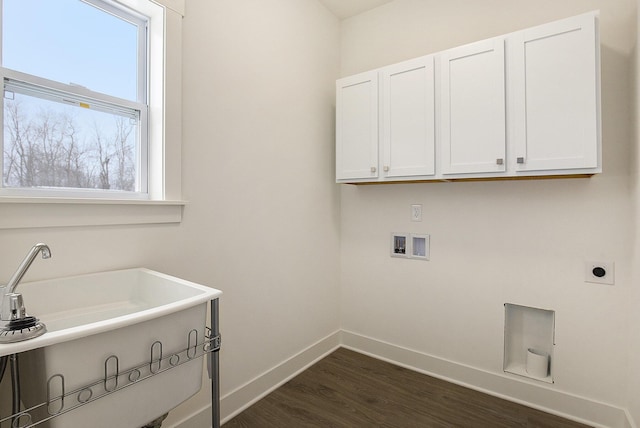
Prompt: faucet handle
<box><xmin>1</xmin><ymin>293</ymin><xmax>26</xmax><ymax>321</ymax></box>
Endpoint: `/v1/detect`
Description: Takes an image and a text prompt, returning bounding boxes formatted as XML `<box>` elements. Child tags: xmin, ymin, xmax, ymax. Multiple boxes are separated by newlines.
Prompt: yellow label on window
<box><xmin>79</xmin><ymin>102</ymin><xmax>90</xmax><ymax>109</ymax></box>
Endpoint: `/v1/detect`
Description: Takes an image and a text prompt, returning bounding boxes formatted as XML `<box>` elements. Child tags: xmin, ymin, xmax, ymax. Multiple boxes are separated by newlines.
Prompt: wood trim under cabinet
<box><xmin>343</xmin><ymin>174</ymin><xmax>595</xmax><ymax>185</ymax></box>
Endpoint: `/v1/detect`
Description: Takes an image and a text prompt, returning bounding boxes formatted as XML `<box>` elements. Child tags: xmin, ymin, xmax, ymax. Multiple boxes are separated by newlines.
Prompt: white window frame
<box><xmin>0</xmin><ymin>0</ymin><xmax>149</xmax><ymax>199</ymax></box>
<box><xmin>0</xmin><ymin>0</ymin><xmax>184</xmax><ymax>228</ymax></box>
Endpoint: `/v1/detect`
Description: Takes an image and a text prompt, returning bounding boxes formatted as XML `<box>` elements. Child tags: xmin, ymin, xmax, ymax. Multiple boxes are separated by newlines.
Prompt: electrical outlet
<box><xmin>411</xmin><ymin>204</ymin><xmax>422</xmax><ymax>222</ymax></box>
<box><xmin>585</xmin><ymin>261</ymin><xmax>614</xmax><ymax>285</ymax></box>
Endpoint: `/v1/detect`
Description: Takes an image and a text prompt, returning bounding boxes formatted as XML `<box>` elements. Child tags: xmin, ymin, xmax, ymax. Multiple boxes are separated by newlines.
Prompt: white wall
<box><xmin>340</xmin><ymin>0</ymin><xmax>636</xmax><ymax>413</ymax></box>
<box><xmin>166</xmin><ymin>0</ymin><xmax>342</xmax><ymax>424</ymax></box>
<box><xmin>628</xmin><ymin>0</ymin><xmax>640</xmax><ymax>423</ymax></box>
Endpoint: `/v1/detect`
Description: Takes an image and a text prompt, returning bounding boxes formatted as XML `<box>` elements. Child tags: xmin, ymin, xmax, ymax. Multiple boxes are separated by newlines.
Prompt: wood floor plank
<box><xmin>225</xmin><ymin>348</ymin><xmax>591</xmax><ymax>427</ymax></box>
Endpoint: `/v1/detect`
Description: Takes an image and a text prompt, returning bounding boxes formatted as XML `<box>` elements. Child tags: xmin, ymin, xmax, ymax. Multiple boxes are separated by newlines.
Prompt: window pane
<box><xmin>2</xmin><ymin>0</ymin><xmax>140</xmax><ymax>101</ymax></box>
<box><xmin>3</xmin><ymin>90</ymin><xmax>139</xmax><ymax>192</ymax></box>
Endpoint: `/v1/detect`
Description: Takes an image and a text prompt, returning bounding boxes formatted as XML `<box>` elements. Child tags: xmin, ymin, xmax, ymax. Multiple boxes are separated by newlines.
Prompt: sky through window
<box><xmin>3</xmin><ymin>0</ymin><xmax>139</xmax><ymax>101</ymax></box>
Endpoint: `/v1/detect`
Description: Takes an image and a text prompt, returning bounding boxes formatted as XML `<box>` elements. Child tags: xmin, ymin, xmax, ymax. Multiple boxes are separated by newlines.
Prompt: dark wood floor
<box><xmin>225</xmin><ymin>348</ymin><xmax>591</xmax><ymax>428</ymax></box>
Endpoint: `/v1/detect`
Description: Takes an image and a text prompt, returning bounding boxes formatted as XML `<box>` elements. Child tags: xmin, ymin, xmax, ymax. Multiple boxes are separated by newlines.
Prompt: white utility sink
<box><xmin>0</xmin><ymin>268</ymin><xmax>222</xmax><ymax>428</ymax></box>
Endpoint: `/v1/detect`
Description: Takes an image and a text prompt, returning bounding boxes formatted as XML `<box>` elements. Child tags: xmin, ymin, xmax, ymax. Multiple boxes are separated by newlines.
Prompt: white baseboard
<box><xmin>341</xmin><ymin>330</ymin><xmax>631</xmax><ymax>428</ymax></box>
<box><xmin>219</xmin><ymin>330</ymin><xmax>341</xmax><ymax>423</ymax></box>
<box><xmin>624</xmin><ymin>410</ymin><xmax>638</xmax><ymax>428</ymax></box>
<box><xmin>171</xmin><ymin>330</ymin><xmax>341</xmax><ymax>428</ymax></box>
<box><xmin>173</xmin><ymin>329</ymin><xmax>633</xmax><ymax>428</ymax></box>
<box><xmin>168</xmin><ymin>408</ymin><xmax>211</xmax><ymax>428</ymax></box>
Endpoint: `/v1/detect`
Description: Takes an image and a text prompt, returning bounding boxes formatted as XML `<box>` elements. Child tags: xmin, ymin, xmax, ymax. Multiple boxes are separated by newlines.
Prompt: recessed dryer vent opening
<box><xmin>503</xmin><ymin>303</ymin><xmax>555</xmax><ymax>383</ymax></box>
<box><xmin>411</xmin><ymin>234</ymin><xmax>429</xmax><ymax>260</ymax></box>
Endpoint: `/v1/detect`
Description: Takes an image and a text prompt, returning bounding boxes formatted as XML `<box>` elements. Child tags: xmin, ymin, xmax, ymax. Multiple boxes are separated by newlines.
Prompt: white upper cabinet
<box><xmin>335</xmin><ymin>11</ymin><xmax>601</xmax><ymax>183</ymax></box>
<box><xmin>336</xmin><ymin>56</ymin><xmax>436</xmax><ymax>183</ymax></box>
<box><xmin>509</xmin><ymin>13</ymin><xmax>600</xmax><ymax>173</ymax></box>
<box><xmin>381</xmin><ymin>56</ymin><xmax>436</xmax><ymax>178</ymax></box>
<box><xmin>440</xmin><ymin>38</ymin><xmax>506</xmax><ymax>175</ymax></box>
<box><xmin>336</xmin><ymin>71</ymin><xmax>379</xmax><ymax>180</ymax></box>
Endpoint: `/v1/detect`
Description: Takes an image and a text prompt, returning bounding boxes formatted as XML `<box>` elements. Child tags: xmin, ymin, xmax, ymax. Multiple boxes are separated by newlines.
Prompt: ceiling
<box><xmin>318</xmin><ymin>0</ymin><xmax>394</xmax><ymax>20</ymax></box>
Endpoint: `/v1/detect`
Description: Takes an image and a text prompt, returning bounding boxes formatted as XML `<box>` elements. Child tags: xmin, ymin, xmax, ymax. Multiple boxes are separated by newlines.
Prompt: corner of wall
<box><xmin>626</xmin><ymin>1</ymin><xmax>640</xmax><ymax>425</ymax></box>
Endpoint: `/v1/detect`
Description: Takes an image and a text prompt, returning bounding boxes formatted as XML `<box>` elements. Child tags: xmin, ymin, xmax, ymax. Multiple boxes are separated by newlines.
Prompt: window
<box><xmin>0</xmin><ymin>0</ymin><xmax>183</xmax><ymax>228</ymax></box>
<box><xmin>1</xmin><ymin>0</ymin><xmax>150</xmax><ymax>199</ymax></box>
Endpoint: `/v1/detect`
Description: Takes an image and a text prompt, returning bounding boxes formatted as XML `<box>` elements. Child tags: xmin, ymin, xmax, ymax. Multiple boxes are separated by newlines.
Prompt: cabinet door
<box><xmin>380</xmin><ymin>56</ymin><xmax>435</xmax><ymax>178</ymax></box>
<box><xmin>336</xmin><ymin>71</ymin><xmax>379</xmax><ymax>180</ymax></box>
<box><xmin>440</xmin><ymin>39</ymin><xmax>506</xmax><ymax>175</ymax></box>
<box><xmin>510</xmin><ymin>13</ymin><xmax>599</xmax><ymax>172</ymax></box>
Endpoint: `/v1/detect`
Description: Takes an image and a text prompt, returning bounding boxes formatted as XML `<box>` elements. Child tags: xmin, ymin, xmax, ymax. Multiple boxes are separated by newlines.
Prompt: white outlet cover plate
<box><xmin>585</xmin><ymin>261</ymin><xmax>614</xmax><ymax>285</ymax></box>
<box><xmin>411</xmin><ymin>204</ymin><xmax>422</xmax><ymax>222</ymax></box>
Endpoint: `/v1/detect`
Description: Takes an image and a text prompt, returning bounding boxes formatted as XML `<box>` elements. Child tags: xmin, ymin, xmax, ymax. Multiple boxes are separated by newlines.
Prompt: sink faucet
<box><xmin>0</xmin><ymin>243</ymin><xmax>51</xmax><ymax>342</ymax></box>
<box><xmin>5</xmin><ymin>243</ymin><xmax>51</xmax><ymax>294</ymax></box>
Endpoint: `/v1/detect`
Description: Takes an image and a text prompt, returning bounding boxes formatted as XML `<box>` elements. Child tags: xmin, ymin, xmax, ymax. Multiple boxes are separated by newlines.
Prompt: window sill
<box><xmin>0</xmin><ymin>197</ymin><xmax>186</xmax><ymax>229</ymax></box>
